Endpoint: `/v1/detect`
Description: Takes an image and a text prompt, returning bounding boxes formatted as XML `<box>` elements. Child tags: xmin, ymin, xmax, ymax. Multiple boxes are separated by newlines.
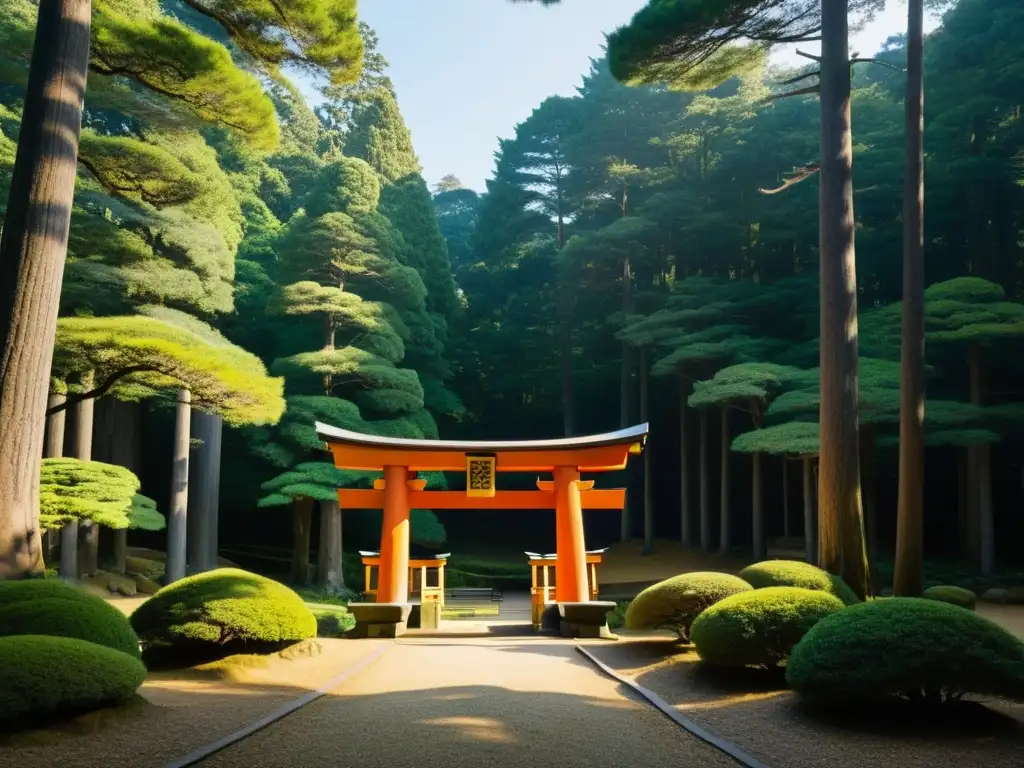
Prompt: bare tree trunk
<box><xmin>317</xmin><ymin>499</ymin><xmax>344</xmax><ymax>590</ymax></box>
<box><xmin>860</xmin><ymin>424</ymin><xmax>880</xmax><ymax>590</ymax></box>
<box><xmin>719</xmin><ymin>405</ymin><xmax>731</xmax><ymax>553</ymax></box>
<box><xmin>59</xmin><ymin>392</ymin><xmax>79</xmax><ymax>580</ymax></box>
<box><xmin>108</xmin><ymin>400</ymin><xmax>140</xmax><ymax>575</ymax></box>
<box><xmin>700</xmin><ymin>410</ymin><xmax>711</xmax><ymax>552</ymax></box>
<box><xmin>292</xmin><ymin>497</ymin><xmax>314</xmax><ymax>585</ymax></box>
<box><xmin>817</xmin><ymin>0</ymin><xmax>870</xmax><ymax>600</ymax></box>
<box><xmin>620</xmin><ymin>255</ymin><xmax>634</xmax><ymax>428</ymax></box>
<box><xmin>966</xmin><ymin>344</ymin><xmax>991</xmax><ymax>573</ymax></box>
<box><xmin>187</xmin><ymin>411</ymin><xmax>222</xmax><ymax>574</ymax></box>
<box><xmin>978</xmin><ymin>442</ymin><xmax>994</xmax><ymax>576</ymax></box>
<box><xmin>640</xmin><ymin>346</ymin><xmax>653</xmax><ymax>555</ymax></box>
<box><xmin>43</xmin><ymin>392</ymin><xmax>66</xmax><ymax>565</ymax></box>
<box><xmin>165</xmin><ymin>389</ymin><xmax>191</xmax><ymax>585</ymax></box>
<box><xmin>73</xmin><ymin>374</ymin><xmax>97</xmax><ymax>577</ymax></box>
<box><xmin>893</xmin><ymin>0</ymin><xmax>926</xmax><ymax>598</ymax></box>
<box><xmin>782</xmin><ymin>458</ymin><xmax>791</xmax><ymax>538</ymax></box>
<box><xmin>0</xmin><ymin>0</ymin><xmax>91</xmax><ymax>580</ymax></box>
<box><xmin>752</xmin><ymin>452</ymin><xmax>765</xmax><ymax>561</ymax></box>
<box><xmin>679</xmin><ymin>378</ymin><xmax>690</xmax><ymax>546</ymax></box>
<box><xmin>803</xmin><ymin>458</ymin><xmax>816</xmax><ymax>565</ymax></box>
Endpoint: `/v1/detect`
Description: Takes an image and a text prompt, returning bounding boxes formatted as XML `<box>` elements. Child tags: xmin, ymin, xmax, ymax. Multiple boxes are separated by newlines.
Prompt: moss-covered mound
<box><xmin>738</xmin><ymin>560</ymin><xmax>860</xmax><ymax>605</ymax></box>
<box><xmin>0</xmin><ymin>597</ymin><xmax>141</xmax><ymax>659</ymax></box>
<box><xmin>0</xmin><ymin>635</ymin><xmax>147</xmax><ymax>725</ymax></box>
<box><xmin>0</xmin><ymin>577</ymin><xmax>95</xmax><ymax>607</ymax></box>
<box><xmin>691</xmin><ymin>586</ymin><xmax>845</xmax><ymax>668</ymax></box>
<box><xmin>922</xmin><ymin>585</ymin><xmax>976</xmax><ymax>610</ymax></box>
<box><xmin>787</xmin><ymin>598</ymin><xmax>1024</xmax><ymax>704</ymax></box>
<box><xmin>130</xmin><ymin>568</ymin><xmax>316</xmax><ymax>662</ymax></box>
<box><xmin>625</xmin><ymin>571</ymin><xmax>753</xmax><ymax>640</ymax></box>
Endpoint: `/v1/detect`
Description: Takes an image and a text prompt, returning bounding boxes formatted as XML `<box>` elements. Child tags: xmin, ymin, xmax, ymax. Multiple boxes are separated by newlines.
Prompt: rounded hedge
<box><xmin>625</xmin><ymin>571</ymin><xmax>753</xmax><ymax>640</ymax></box>
<box><xmin>0</xmin><ymin>635</ymin><xmax>147</xmax><ymax>724</ymax></box>
<box><xmin>0</xmin><ymin>577</ymin><xmax>96</xmax><ymax>608</ymax></box>
<box><xmin>922</xmin><ymin>585</ymin><xmax>976</xmax><ymax>610</ymax></box>
<box><xmin>787</xmin><ymin>598</ymin><xmax>1024</xmax><ymax>704</ymax></box>
<box><xmin>0</xmin><ymin>597</ymin><xmax>141</xmax><ymax>659</ymax></box>
<box><xmin>738</xmin><ymin>560</ymin><xmax>860</xmax><ymax>606</ymax></box>
<box><xmin>130</xmin><ymin>568</ymin><xmax>316</xmax><ymax>658</ymax></box>
<box><xmin>691</xmin><ymin>586</ymin><xmax>845</xmax><ymax>668</ymax></box>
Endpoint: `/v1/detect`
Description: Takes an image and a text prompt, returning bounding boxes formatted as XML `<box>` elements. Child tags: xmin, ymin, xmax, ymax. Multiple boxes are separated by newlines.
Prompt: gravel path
<box><xmin>199</xmin><ymin>636</ymin><xmax>738</xmax><ymax>768</ymax></box>
<box><xmin>1</xmin><ymin>640</ymin><xmax>387</xmax><ymax>768</ymax></box>
<box><xmin>586</xmin><ymin>636</ymin><xmax>1024</xmax><ymax>768</ymax></box>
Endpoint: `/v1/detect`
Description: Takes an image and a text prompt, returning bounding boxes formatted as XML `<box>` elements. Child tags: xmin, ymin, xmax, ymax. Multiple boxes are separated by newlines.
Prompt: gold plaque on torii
<box><xmin>466</xmin><ymin>454</ymin><xmax>496</xmax><ymax>498</ymax></box>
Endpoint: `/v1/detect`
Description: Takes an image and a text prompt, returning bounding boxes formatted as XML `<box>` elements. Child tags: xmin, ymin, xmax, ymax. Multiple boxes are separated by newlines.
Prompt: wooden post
<box><xmin>376</xmin><ymin>466</ymin><xmax>411</xmax><ymax>603</ymax></box>
<box><xmin>74</xmin><ymin>375</ymin><xmax>98</xmax><ymax>577</ymax></box>
<box><xmin>165</xmin><ymin>388</ymin><xmax>191</xmax><ymax>585</ymax></box>
<box><xmin>554</xmin><ymin>466</ymin><xmax>589</xmax><ymax>603</ymax></box>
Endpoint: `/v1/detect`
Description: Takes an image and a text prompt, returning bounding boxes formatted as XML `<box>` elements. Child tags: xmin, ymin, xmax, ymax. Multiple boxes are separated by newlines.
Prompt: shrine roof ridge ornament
<box><xmin>315</xmin><ymin>422</ymin><xmax>649</xmax><ymax>453</ymax></box>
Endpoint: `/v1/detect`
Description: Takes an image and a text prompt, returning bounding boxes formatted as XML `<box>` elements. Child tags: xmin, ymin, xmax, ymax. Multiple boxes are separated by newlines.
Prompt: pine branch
<box><xmin>780</xmin><ymin>70</ymin><xmax>821</xmax><ymax>86</ymax></box>
<box><xmin>47</xmin><ymin>365</ymin><xmax>160</xmax><ymax>416</ymax></box>
<box><xmin>758</xmin><ymin>164</ymin><xmax>821</xmax><ymax>195</ymax></box>
<box><xmin>764</xmin><ymin>84</ymin><xmax>821</xmax><ymax>103</ymax></box>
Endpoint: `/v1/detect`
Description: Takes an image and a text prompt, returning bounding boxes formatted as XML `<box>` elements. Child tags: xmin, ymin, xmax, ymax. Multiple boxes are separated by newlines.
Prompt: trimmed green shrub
<box><xmin>313</xmin><ymin>608</ymin><xmax>354</xmax><ymax>638</ymax></box>
<box><xmin>922</xmin><ymin>585</ymin><xmax>976</xmax><ymax>610</ymax></box>
<box><xmin>691</xmin><ymin>586</ymin><xmax>845</xmax><ymax>668</ymax></box>
<box><xmin>738</xmin><ymin>560</ymin><xmax>860</xmax><ymax>606</ymax></box>
<box><xmin>625</xmin><ymin>572</ymin><xmax>753</xmax><ymax>640</ymax></box>
<box><xmin>0</xmin><ymin>577</ymin><xmax>95</xmax><ymax>607</ymax></box>
<box><xmin>130</xmin><ymin>568</ymin><xmax>316</xmax><ymax>660</ymax></box>
<box><xmin>607</xmin><ymin>601</ymin><xmax>629</xmax><ymax>630</ymax></box>
<box><xmin>787</xmin><ymin>598</ymin><xmax>1024</xmax><ymax>704</ymax></box>
<box><xmin>0</xmin><ymin>635</ymin><xmax>147</xmax><ymax>724</ymax></box>
<box><xmin>0</xmin><ymin>597</ymin><xmax>141</xmax><ymax>659</ymax></box>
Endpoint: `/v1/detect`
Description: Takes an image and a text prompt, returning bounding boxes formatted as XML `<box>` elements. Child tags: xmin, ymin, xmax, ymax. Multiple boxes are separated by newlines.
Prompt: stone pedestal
<box><xmin>558</xmin><ymin>601</ymin><xmax>618</xmax><ymax>640</ymax></box>
<box><xmin>347</xmin><ymin>603</ymin><xmax>412</xmax><ymax>638</ymax></box>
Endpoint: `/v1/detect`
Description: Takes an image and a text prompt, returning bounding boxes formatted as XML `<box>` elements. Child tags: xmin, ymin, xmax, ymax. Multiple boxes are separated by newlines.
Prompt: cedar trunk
<box><xmin>893</xmin><ymin>0</ymin><xmax>927</xmax><ymax>598</ymax></box>
<box><xmin>43</xmin><ymin>392</ymin><xmax>66</xmax><ymax>565</ymax></box>
<box><xmin>802</xmin><ymin>457</ymin><xmax>816</xmax><ymax>565</ymax></box>
<box><xmin>108</xmin><ymin>400</ymin><xmax>141</xmax><ymax>575</ymax></box>
<box><xmin>967</xmin><ymin>344</ymin><xmax>992</xmax><ymax>573</ymax></box>
<box><xmin>0</xmin><ymin>0</ymin><xmax>91</xmax><ymax>579</ymax></box>
<box><xmin>699</xmin><ymin>410</ymin><xmax>711</xmax><ymax>552</ymax></box>
<box><xmin>782</xmin><ymin>459</ymin><xmax>790</xmax><ymax>538</ymax></box>
<box><xmin>165</xmin><ymin>389</ymin><xmax>191</xmax><ymax>584</ymax></box>
<box><xmin>679</xmin><ymin>378</ymin><xmax>690</xmax><ymax>546</ymax></box>
<box><xmin>73</xmin><ymin>378</ymin><xmax>98</xmax><ymax>576</ymax></box>
<box><xmin>719</xmin><ymin>405</ymin><xmax>730</xmax><ymax>553</ymax></box>
<box><xmin>187</xmin><ymin>410</ymin><xmax>223</xmax><ymax>574</ymax></box>
<box><xmin>640</xmin><ymin>346</ymin><xmax>653</xmax><ymax>554</ymax></box>
<box><xmin>291</xmin><ymin>497</ymin><xmax>314</xmax><ymax>584</ymax></box>
<box><xmin>752</xmin><ymin>452</ymin><xmax>764</xmax><ymax>561</ymax></box>
<box><xmin>817</xmin><ymin>0</ymin><xmax>871</xmax><ymax>600</ymax></box>
<box><xmin>317</xmin><ymin>498</ymin><xmax>345</xmax><ymax>590</ymax></box>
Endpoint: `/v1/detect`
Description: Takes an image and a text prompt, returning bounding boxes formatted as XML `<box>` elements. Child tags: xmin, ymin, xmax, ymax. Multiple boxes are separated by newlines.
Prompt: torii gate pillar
<box><xmin>554</xmin><ymin>467</ymin><xmax>589</xmax><ymax>603</ymax></box>
<box><xmin>376</xmin><ymin>466</ymin><xmax>411</xmax><ymax>604</ymax></box>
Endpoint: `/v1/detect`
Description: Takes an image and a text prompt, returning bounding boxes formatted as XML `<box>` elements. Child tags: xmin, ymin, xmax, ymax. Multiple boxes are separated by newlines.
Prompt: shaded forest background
<box><xmin>3</xmin><ymin>0</ymin><xmax>1023</xmax><ymax>575</ymax></box>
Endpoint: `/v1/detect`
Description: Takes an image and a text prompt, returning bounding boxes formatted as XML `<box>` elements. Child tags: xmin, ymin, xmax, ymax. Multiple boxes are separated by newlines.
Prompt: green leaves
<box><xmin>39</xmin><ymin>459</ymin><xmax>141</xmax><ymax>530</ymax></box>
<box><xmin>53</xmin><ymin>312</ymin><xmax>285</xmax><ymax>427</ymax></box>
<box><xmin>91</xmin><ymin>0</ymin><xmax>279</xmax><ymax>150</ymax></box>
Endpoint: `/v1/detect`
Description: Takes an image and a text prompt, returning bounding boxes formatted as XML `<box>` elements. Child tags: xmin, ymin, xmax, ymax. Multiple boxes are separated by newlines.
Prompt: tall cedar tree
<box><xmin>0</xmin><ymin>0</ymin><xmax>363</xmax><ymax>578</ymax></box>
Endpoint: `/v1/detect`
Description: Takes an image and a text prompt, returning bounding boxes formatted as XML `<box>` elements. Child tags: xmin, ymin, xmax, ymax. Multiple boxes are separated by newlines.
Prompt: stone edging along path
<box><xmin>159</xmin><ymin>644</ymin><xmax>393</xmax><ymax>768</ymax></box>
<box><xmin>574</xmin><ymin>644</ymin><xmax>772</xmax><ymax>768</ymax></box>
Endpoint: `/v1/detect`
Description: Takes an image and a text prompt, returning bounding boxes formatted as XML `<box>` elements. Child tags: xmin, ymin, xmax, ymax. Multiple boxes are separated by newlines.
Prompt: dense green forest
<box><xmin>1</xmin><ymin>0</ymin><xmax>1023</xmax><ymax>590</ymax></box>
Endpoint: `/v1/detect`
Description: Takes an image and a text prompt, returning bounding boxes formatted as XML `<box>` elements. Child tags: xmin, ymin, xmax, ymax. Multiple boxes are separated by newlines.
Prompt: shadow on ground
<box><xmin>585</xmin><ymin>637</ymin><xmax>1024</xmax><ymax>768</ymax></box>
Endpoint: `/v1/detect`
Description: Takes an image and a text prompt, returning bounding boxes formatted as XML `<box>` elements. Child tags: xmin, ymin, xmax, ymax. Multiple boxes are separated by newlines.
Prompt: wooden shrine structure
<box><xmin>527</xmin><ymin>548</ymin><xmax>607</xmax><ymax>630</ymax></box>
<box><xmin>317</xmin><ymin>422</ymin><xmax>647</xmax><ymax>637</ymax></box>
<box><xmin>359</xmin><ymin>550</ymin><xmax>448</xmax><ymax>607</ymax></box>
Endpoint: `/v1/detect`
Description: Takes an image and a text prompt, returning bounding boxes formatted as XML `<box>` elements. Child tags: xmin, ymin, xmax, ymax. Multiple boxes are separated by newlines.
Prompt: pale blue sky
<box><xmin>329</xmin><ymin>1</ymin><xmax>941</xmax><ymax>192</ymax></box>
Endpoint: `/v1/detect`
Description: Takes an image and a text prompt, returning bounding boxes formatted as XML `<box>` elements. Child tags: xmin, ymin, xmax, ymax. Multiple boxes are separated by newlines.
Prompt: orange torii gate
<box><xmin>317</xmin><ymin>422</ymin><xmax>648</xmax><ymax>637</ymax></box>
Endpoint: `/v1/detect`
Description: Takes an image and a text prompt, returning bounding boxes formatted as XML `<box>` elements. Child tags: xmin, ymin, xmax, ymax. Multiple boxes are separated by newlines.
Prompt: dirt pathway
<box><xmin>199</xmin><ymin>636</ymin><xmax>738</xmax><ymax>768</ymax></box>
